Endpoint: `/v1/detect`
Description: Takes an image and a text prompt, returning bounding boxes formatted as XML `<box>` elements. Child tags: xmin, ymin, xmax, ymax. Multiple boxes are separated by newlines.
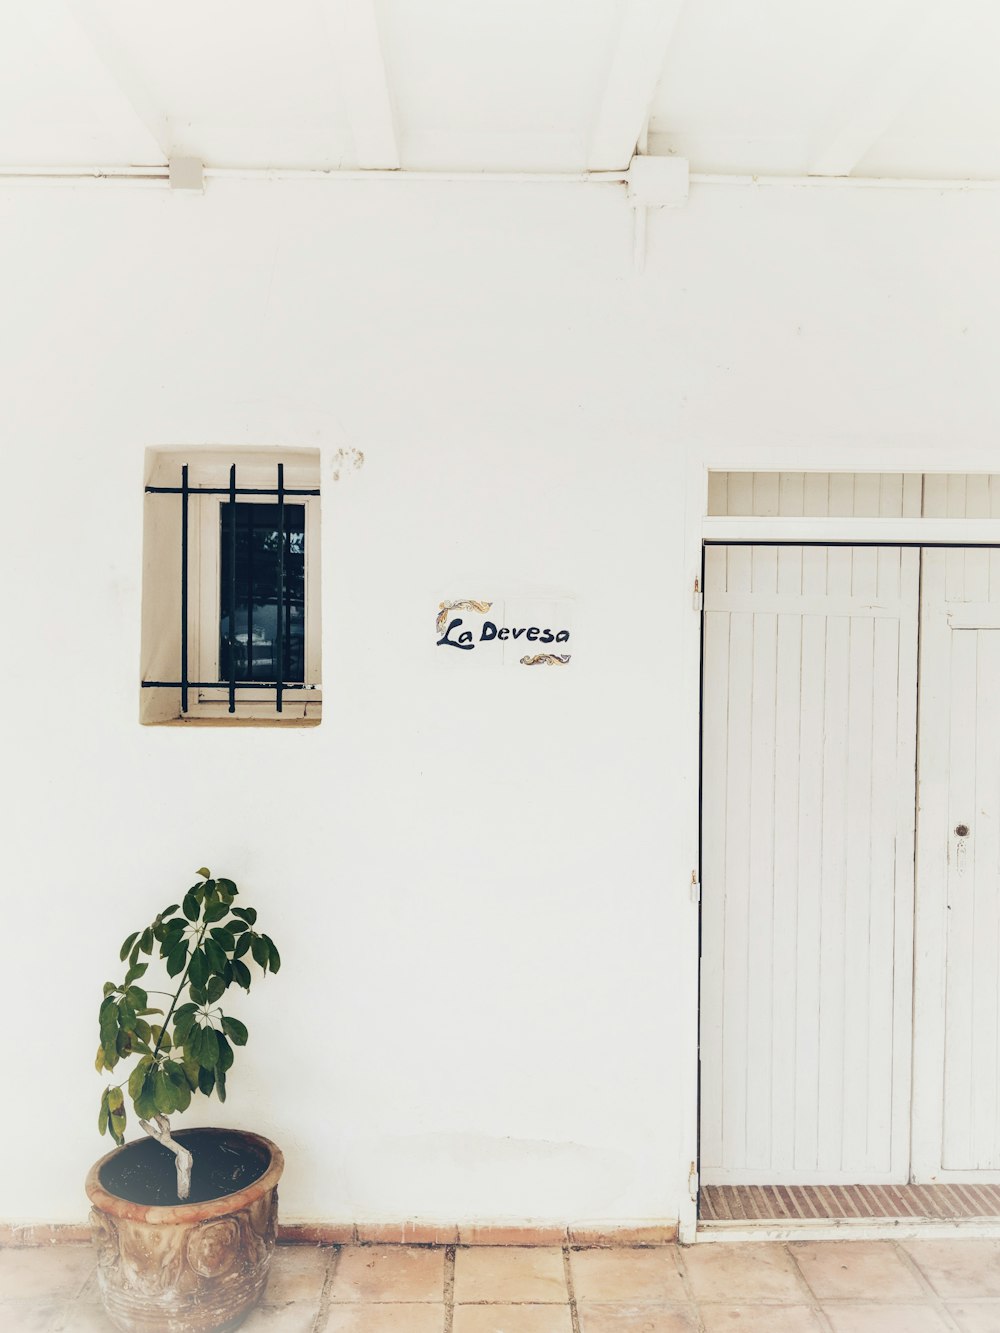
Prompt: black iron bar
<box><xmin>275</xmin><ymin>463</ymin><xmax>285</xmax><ymax>713</ymax></box>
<box><xmin>247</xmin><ymin>505</ymin><xmax>255</xmax><ymax>680</ymax></box>
<box><xmin>228</xmin><ymin>464</ymin><xmax>237</xmax><ymax>714</ymax></box>
<box><xmin>180</xmin><ymin>465</ymin><xmax>190</xmax><ymax>714</ymax></box>
<box><xmin>146</xmin><ymin>485</ymin><xmax>319</xmax><ymax>496</ymax></box>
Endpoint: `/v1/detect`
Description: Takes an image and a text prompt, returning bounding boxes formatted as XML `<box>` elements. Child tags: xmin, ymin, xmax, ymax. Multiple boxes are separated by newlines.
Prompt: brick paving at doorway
<box><xmin>5</xmin><ymin>1238</ymin><xmax>1000</xmax><ymax>1331</ymax></box>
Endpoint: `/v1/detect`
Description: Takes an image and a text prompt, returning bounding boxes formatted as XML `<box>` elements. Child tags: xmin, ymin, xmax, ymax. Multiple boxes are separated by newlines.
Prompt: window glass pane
<box><xmin>219</xmin><ymin>504</ymin><xmax>305</xmax><ymax>683</ymax></box>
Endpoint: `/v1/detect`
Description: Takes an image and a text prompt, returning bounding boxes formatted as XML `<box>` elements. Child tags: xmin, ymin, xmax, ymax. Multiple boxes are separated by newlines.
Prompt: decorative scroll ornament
<box><xmin>436</xmin><ymin>600</ymin><xmax>493</xmax><ymax>634</ymax></box>
<box><xmin>520</xmin><ymin>654</ymin><xmax>571</xmax><ymax>666</ymax></box>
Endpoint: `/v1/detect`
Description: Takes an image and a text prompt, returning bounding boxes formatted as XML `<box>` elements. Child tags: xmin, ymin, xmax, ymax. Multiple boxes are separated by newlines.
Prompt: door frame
<box><xmin>691</xmin><ymin>497</ymin><xmax>1000</xmax><ymax>1225</ymax></box>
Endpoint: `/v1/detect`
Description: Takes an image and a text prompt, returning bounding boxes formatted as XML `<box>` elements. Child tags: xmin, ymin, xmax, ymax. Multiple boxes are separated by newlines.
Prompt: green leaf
<box><xmin>139</xmin><ymin>928</ymin><xmax>154</xmax><ymax>955</ymax></box>
<box><xmin>250</xmin><ymin>935</ymin><xmax>268</xmax><ymax>968</ymax></box>
<box><xmin>196</xmin><ymin>867</ymin><xmax>211</xmax><ymax>879</ymax></box>
<box><xmin>229</xmin><ymin>920</ymin><xmax>249</xmax><ymax>934</ymax></box>
<box><xmin>186</xmin><ymin>1024</ymin><xmax>203</xmax><ymax>1063</ymax></box>
<box><xmin>166</xmin><ymin>942</ymin><xmax>189</xmax><ymax>977</ymax></box>
<box><xmin>134</xmin><ymin>1018</ymin><xmax>152</xmax><ymax>1045</ymax></box>
<box><xmin>126</xmin><ymin>986</ymin><xmax>148</xmax><ymax>1011</ymax></box>
<box><xmin>189</xmin><ymin>984</ymin><xmax>207</xmax><ymax>1006</ymax></box>
<box><xmin>98</xmin><ymin>1089</ymin><xmax>110</xmax><ymax>1136</ymax></box>
<box><xmin>210</xmin><ymin>927</ymin><xmax>235</xmax><ymax>953</ymax></box>
<box><xmin>160</xmin><ymin>904</ymin><xmax>180</xmax><ymax>918</ymax></box>
<box><xmin>153</xmin><ymin>1067</ymin><xmax>176</xmax><ymax>1115</ymax></box>
<box><xmin>107</xmin><ymin>1086</ymin><xmax>124</xmax><ymax>1113</ymax></box>
<box><xmin>182</xmin><ymin>892</ymin><xmax>200</xmax><ymax>922</ymax></box>
<box><xmin>232</xmin><ymin>959</ymin><xmax>252</xmax><ymax>991</ymax></box>
<box><xmin>174</xmin><ymin>1001</ymin><xmax>198</xmax><ymax>1019</ymax></box>
<box><xmin>164</xmin><ymin>1060</ymin><xmax>192</xmax><ymax>1113</ymax></box>
<box><xmin>205</xmin><ymin>974</ymin><xmax>226</xmax><ymax>1004</ymax></box>
<box><xmin>115</xmin><ymin>1028</ymin><xmax>133</xmax><ymax>1057</ymax></box>
<box><xmin>94</xmin><ymin>1044</ymin><xmax>105</xmax><ymax>1073</ymax></box>
<box><xmin>221</xmin><ymin>1015</ymin><xmax>248</xmax><ymax>1046</ymax></box>
<box><xmin>199</xmin><ymin>1026</ymin><xmax>219</xmax><ymax>1069</ymax></box>
<box><xmin>203</xmin><ymin>900</ymin><xmax>228</xmax><ymax>924</ymax></box>
<box><xmin>188</xmin><ymin>948</ymin><xmax>208</xmax><ymax>989</ymax></box>
<box><xmin>216</xmin><ymin>878</ymin><xmax>237</xmax><ymax>900</ymax></box>
<box><xmin>152</xmin><ymin>1024</ymin><xmax>172</xmax><ymax>1051</ymax></box>
<box><xmin>232</xmin><ymin>907</ymin><xmax>257</xmax><ymax>925</ymax></box>
<box><xmin>173</xmin><ymin>1011</ymin><xmax>197</xmax><ymax>1045</ymax></box>
<box><xmin>119</xmin><ymin>932</ymin><xmax>140</xmax><ymax>962</ymax></box>
<box><xmin>234</xmin><ymin>932</ymin><xmax>252</xmax><ymax>960</ymax></box>
<box><xmin>263</xmin><ymin>936</ymin><xmax>281</xmax><ymax>973</ymax></box>
<box><xmin>100</xmin><ymin>998</ymin><xmax>118</xmax><ymax>1049</ymax></box>
<box><xmin>109</xmin><ymin>1107</ymin><xmax>126</xmax><ymax>1147</ymax></box>
<box><xmin>216</xmin><ymin>1032</ymin><xmax>234</xmax><ymax>1072</ymax></box>
<box><xmin>182</xmin><ymin>1052</ymin><xmax>200</xmax><ymax>1090</ymax></box>
<box><xmin>215</xmin><ymin>1066</ymin><xmax>227</xmax><ymax>1103</ymax></box>
<box><xmin>204</xmin><ymin>939</ymin><xmax>228</xmax><ymax>974</ymax></box>
<box><xmin>198</xmin><ymin>1065</ymin><xmax>217</xmax><ymax>1096</ymax></box>
<box><xmin>133</xmin><ymin>1065</ymin><xmax>158</xmax><ymax>1121</ymax></box>
<box><xmin>118</xmin><ymin>998</ymin><xmax>136</xmax><ymax>1031</ymax></box>
<box><xmin>124</xmin><ymin>962</ymin><xmax>148</xmax><ymax>986</ymax></box>
<box><xmin>103</xmin><ymin>981</ymin><xmax>117</xmax><ymax>997</ymax></box>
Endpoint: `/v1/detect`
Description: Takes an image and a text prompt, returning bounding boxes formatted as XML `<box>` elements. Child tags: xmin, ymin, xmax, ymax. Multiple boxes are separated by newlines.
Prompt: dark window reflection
<box><xmin>220</xmin><ymin>504</ymin><xmax>305</xmax><ymax>683</ymax></box>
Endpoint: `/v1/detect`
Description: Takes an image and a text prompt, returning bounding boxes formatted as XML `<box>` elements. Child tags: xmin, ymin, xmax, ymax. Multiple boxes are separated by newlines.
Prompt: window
<box><xmin>140</xmin><ymin>449</ymin><xmax>321</xmax><ymax>724</ymax></box>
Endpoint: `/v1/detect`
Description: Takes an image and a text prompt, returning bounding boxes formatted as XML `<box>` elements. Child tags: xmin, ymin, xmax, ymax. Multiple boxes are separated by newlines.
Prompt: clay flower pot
<box><xmin>86</xmin><ymin>1127</ymin><xmax>283</xmax><ymax>1333</ymax></box>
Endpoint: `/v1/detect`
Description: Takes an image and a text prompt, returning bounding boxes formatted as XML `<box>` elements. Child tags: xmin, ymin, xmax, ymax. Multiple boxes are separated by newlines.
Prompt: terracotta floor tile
<box><xmin>452</xmin><ymin>1305</ymin><xmax>575</xmax><ymax>1333</ymax></box>
<box><xmin>0</xmin><ymin>1248</ymin><xmax>95</xmax><ymax>1301</ymax></box>
<box><xmin>264</xmin><ymin>1245</ymin><xmax>333</xmax><ymax>1303</ymax></box>
<box><xmin>243</xmin><ymin>1302</ymin><xmax>326</xmax><ymax>1332</ymax></box>
<box><xmin>320</xmin><ymin>1305</ymin><xmax>446</xmax><ymax>1333</ymax></box>
<box><xmin>947</xmin><ymin>1302</ymin><xmax>1000</xmax><ymax>1332</ymax></box>
<box><xmin>681</xmin><ymin>1243</ymin><xmax>804</xmax><ymax>1302</ymax></box>
<box><xmin>454</xmin><ymin>1247</ymin><xmax>568</xmax><ymax>1304</ymax></box>
<box><xmin>328</xmin><ymin>1246</ymin><xmax>445</xmax><ymax>1303</ymax></box>
<box><xmin>576</xmin><ymin>1306</ymin><xmax>699</xmax><ymax>1332</ymax></box>
<box><xmin>570</xmin><ymin>1248</ymin><xmax>687</xmax><ymax>1304</ymax></box>
<box><xmin>699</xmin><ymin>1305</ymin><xmax>824</xmax><ymax>1332</ymax></box>
<box><xmin>790</xmin><ymin>1242</ymin><xmax>923</xmax><ymax>1301</ymax></box>
<box><xmin>821</xmin><ymin>1306</ymin><xmax>952</xmax><ymax>1333</ymax></box>
<box><xmin>0</xmin><ymin>1302</ymin><xmax>61</xmax><ymax>1332</ymax></box>
<box><xmin>902</xmin><ymin>1240</ymin><xmax>1000</xmax><ymax>1298</ymax></box>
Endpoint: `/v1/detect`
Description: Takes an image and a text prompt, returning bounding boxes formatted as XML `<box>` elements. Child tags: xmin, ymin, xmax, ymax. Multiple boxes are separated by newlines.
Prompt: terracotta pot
<box><xmin>86</xmin><ymin>1128</ymin><xmax>284</xmax><ymax>1333</ymax></box>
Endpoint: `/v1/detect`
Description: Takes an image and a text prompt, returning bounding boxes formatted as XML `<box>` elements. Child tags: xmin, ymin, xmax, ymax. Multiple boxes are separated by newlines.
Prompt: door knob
<box><xmin>955</xmin><ymin>824</ymin><xmax>970</xmax><ymax>838</ymax></box>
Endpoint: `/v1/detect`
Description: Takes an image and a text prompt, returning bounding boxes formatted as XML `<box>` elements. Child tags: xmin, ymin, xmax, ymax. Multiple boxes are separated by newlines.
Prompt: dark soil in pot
<box><xmin>99</xmin><ymin>1129</ymin><xmax>270</xmax><ymax>1207</ymax></box>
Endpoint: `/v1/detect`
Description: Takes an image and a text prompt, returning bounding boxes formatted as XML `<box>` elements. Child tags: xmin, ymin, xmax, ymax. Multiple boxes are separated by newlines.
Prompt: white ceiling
<box><xmin>2</xmin><ymin>0</ymin><xmax>997</xmax><ymax>179</ymax></box>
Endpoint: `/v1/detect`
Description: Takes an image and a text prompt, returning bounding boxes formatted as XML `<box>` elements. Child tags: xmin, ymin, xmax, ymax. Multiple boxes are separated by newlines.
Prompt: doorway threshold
<box><xmin>697</xmin><ymin>1184</ymin><xmax>1000</xmax><ymax>1243</ymax></box>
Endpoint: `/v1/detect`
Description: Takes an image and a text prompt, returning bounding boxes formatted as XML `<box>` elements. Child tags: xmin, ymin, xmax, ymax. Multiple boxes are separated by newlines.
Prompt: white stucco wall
<box><xmin>3</xmin><ymin>177</ymin><xmax>999</xmax><ymax>1227</ymax></box>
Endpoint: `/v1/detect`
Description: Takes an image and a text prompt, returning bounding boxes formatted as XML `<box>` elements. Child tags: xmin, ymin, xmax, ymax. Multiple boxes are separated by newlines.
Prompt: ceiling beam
<box><xmin>588</xmin><ymin>0</ymin><xmax>686</xmax><ymax>172</ymax></box>
<box><xmin>323</xmin><ymin>0</ymin><xmax>399</xmax><ymax>170</ymax></box>
<box><xmin>63</xmin><ymin>0</ymin><xmax>170</xmax><ymax>161</ymax></box>
<box><xmin>808</xmin><ymin>2</ymin><xmax>952</xmax><ymax>177</ymax></box>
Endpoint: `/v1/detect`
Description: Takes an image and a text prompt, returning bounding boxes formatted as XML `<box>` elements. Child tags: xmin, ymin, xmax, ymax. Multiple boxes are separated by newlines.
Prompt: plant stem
<box><xmin>152</xmin><ymin>920</ymin><xmax>209</xmax><ymax>1060</ymax></box>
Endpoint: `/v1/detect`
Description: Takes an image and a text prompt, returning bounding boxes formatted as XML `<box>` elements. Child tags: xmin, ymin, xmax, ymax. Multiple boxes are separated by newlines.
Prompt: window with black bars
<box><xmin>143</xmin><ymin>463</ymin><xmax>320</xmax><ymax>714</ymax></box>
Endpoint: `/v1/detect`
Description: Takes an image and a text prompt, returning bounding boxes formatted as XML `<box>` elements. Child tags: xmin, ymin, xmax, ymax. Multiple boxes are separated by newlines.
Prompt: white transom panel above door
<box><xmin>912</xmin><ymin>548</ymin><xmax>1000</xmax><ymax>1181</ymax></box>
<box><xmin>700</xmin><ymin>545</ymin><xmax>919</xmax><ymax>1185</ymax></box>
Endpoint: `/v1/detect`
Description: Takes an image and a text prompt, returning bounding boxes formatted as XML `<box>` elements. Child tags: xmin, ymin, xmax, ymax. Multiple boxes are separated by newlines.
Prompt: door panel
<box><xmin>701</xmin><ymin>545</ymin><xmax>919</xmax><ymax>1184</ymax></box>
<box><xmin>913</xmin><ymin>549</ymin><xmax>1000</xmax><ymax>1178</ymax></box>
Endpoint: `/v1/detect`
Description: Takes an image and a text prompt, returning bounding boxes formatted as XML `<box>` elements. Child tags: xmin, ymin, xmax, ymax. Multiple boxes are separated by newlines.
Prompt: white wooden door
<box><xmin>700</xmin><ymin>545</ymin><xmax>919</xmax><ymax>1184</ymax></box>
<box><xmin>912</xmin><ymin>549</ymin><xmax>1000</xmax><ymax>1180</ymax></box>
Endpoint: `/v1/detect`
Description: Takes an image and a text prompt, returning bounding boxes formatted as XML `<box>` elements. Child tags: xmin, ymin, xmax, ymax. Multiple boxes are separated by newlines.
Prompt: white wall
<box><xmin>3</xmin><ymin>176</ymin><xmax>1000</xmax><ymax>1226</ymax></box>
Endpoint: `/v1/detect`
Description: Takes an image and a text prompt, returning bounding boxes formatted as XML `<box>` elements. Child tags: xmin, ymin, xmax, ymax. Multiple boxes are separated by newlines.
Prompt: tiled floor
<box><xmin>4</xmin><ymin>1238</ymin><xmax>1000</xmax><ymax>1331</ymax></box>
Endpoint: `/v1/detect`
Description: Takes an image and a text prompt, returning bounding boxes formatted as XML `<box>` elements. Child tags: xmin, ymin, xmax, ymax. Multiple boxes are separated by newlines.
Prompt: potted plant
<box><xmin>86</xmin><ymin>868</ymin><xmax>283</xmax><ymax>1333</ymax></box>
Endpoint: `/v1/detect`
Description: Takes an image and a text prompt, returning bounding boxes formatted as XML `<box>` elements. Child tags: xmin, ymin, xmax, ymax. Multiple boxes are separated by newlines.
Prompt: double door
<box><xmin>700</xmin><ymin>545</ymin><xmax>1000</xmax><ymax>1184</ymax></box>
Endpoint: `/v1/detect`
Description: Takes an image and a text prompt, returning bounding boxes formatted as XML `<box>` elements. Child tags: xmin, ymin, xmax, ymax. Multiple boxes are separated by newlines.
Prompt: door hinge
<box><xmin>688</xmin><ymin>1161</ymin><xmax>699</xmax><ymax>1200</ymax></box>
<box><xmin>693</xmin><ymin>577</ymin><xmax>703</xmax><ymax>612</ymax></box>
<box><xmin>690</xmin><ymin>872</ymin><xmax>701</xmax><ymax>905</ymax></box>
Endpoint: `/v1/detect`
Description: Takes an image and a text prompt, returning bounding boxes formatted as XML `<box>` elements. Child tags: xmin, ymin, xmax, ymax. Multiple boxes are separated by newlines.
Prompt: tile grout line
<box><xmin>444</xmin><ymin>1243</ymin><xmax>456</xmax><ymax>1333</ymax></box>
<box><xmin>673</xmin><ymin>1241</ymin><xmax>707</xmax><ymax>1332</ymax></box>
<box><xmin>309</xmin><ymin>1243</ymin><xmax>341</xmax><ymax>1333</ymax></box>
<box><xmin>890</xmin><ymin>1239</ymin><xmax>965</xmax><ymax>1332</ymax></box>
<box><xmin>781</xmin><ymin>1241</ymin><xmax>836</xmax><ymax>1332</ymax></box>
<box><xmin>562</xmin><ymin>1245</ymin><xmax>581</xmax><ymax>1333</ymax></box>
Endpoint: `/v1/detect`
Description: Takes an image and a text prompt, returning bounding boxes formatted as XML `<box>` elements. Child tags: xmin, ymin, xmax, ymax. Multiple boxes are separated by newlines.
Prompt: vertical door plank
<box><xmin>720</xmin><ymin>609</ymin><xmax>754</xmax><ymax>1169</ymax></box>
<box><xmin>699</xmin><ymin>606</ymin><xmax>731</xmax><ymax>1169</ymax></box>
<box><xmin>770</xmin><ymin>610</ymin><xmax>803</xmax><ymax>1172</ymax></box>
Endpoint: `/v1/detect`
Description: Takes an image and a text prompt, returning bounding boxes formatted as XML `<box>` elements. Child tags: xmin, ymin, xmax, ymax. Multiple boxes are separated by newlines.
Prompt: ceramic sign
<box><xmin>435</xmin><ymin>598</ymin><xmax>573</xmax><ymax>668</ymax></box>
